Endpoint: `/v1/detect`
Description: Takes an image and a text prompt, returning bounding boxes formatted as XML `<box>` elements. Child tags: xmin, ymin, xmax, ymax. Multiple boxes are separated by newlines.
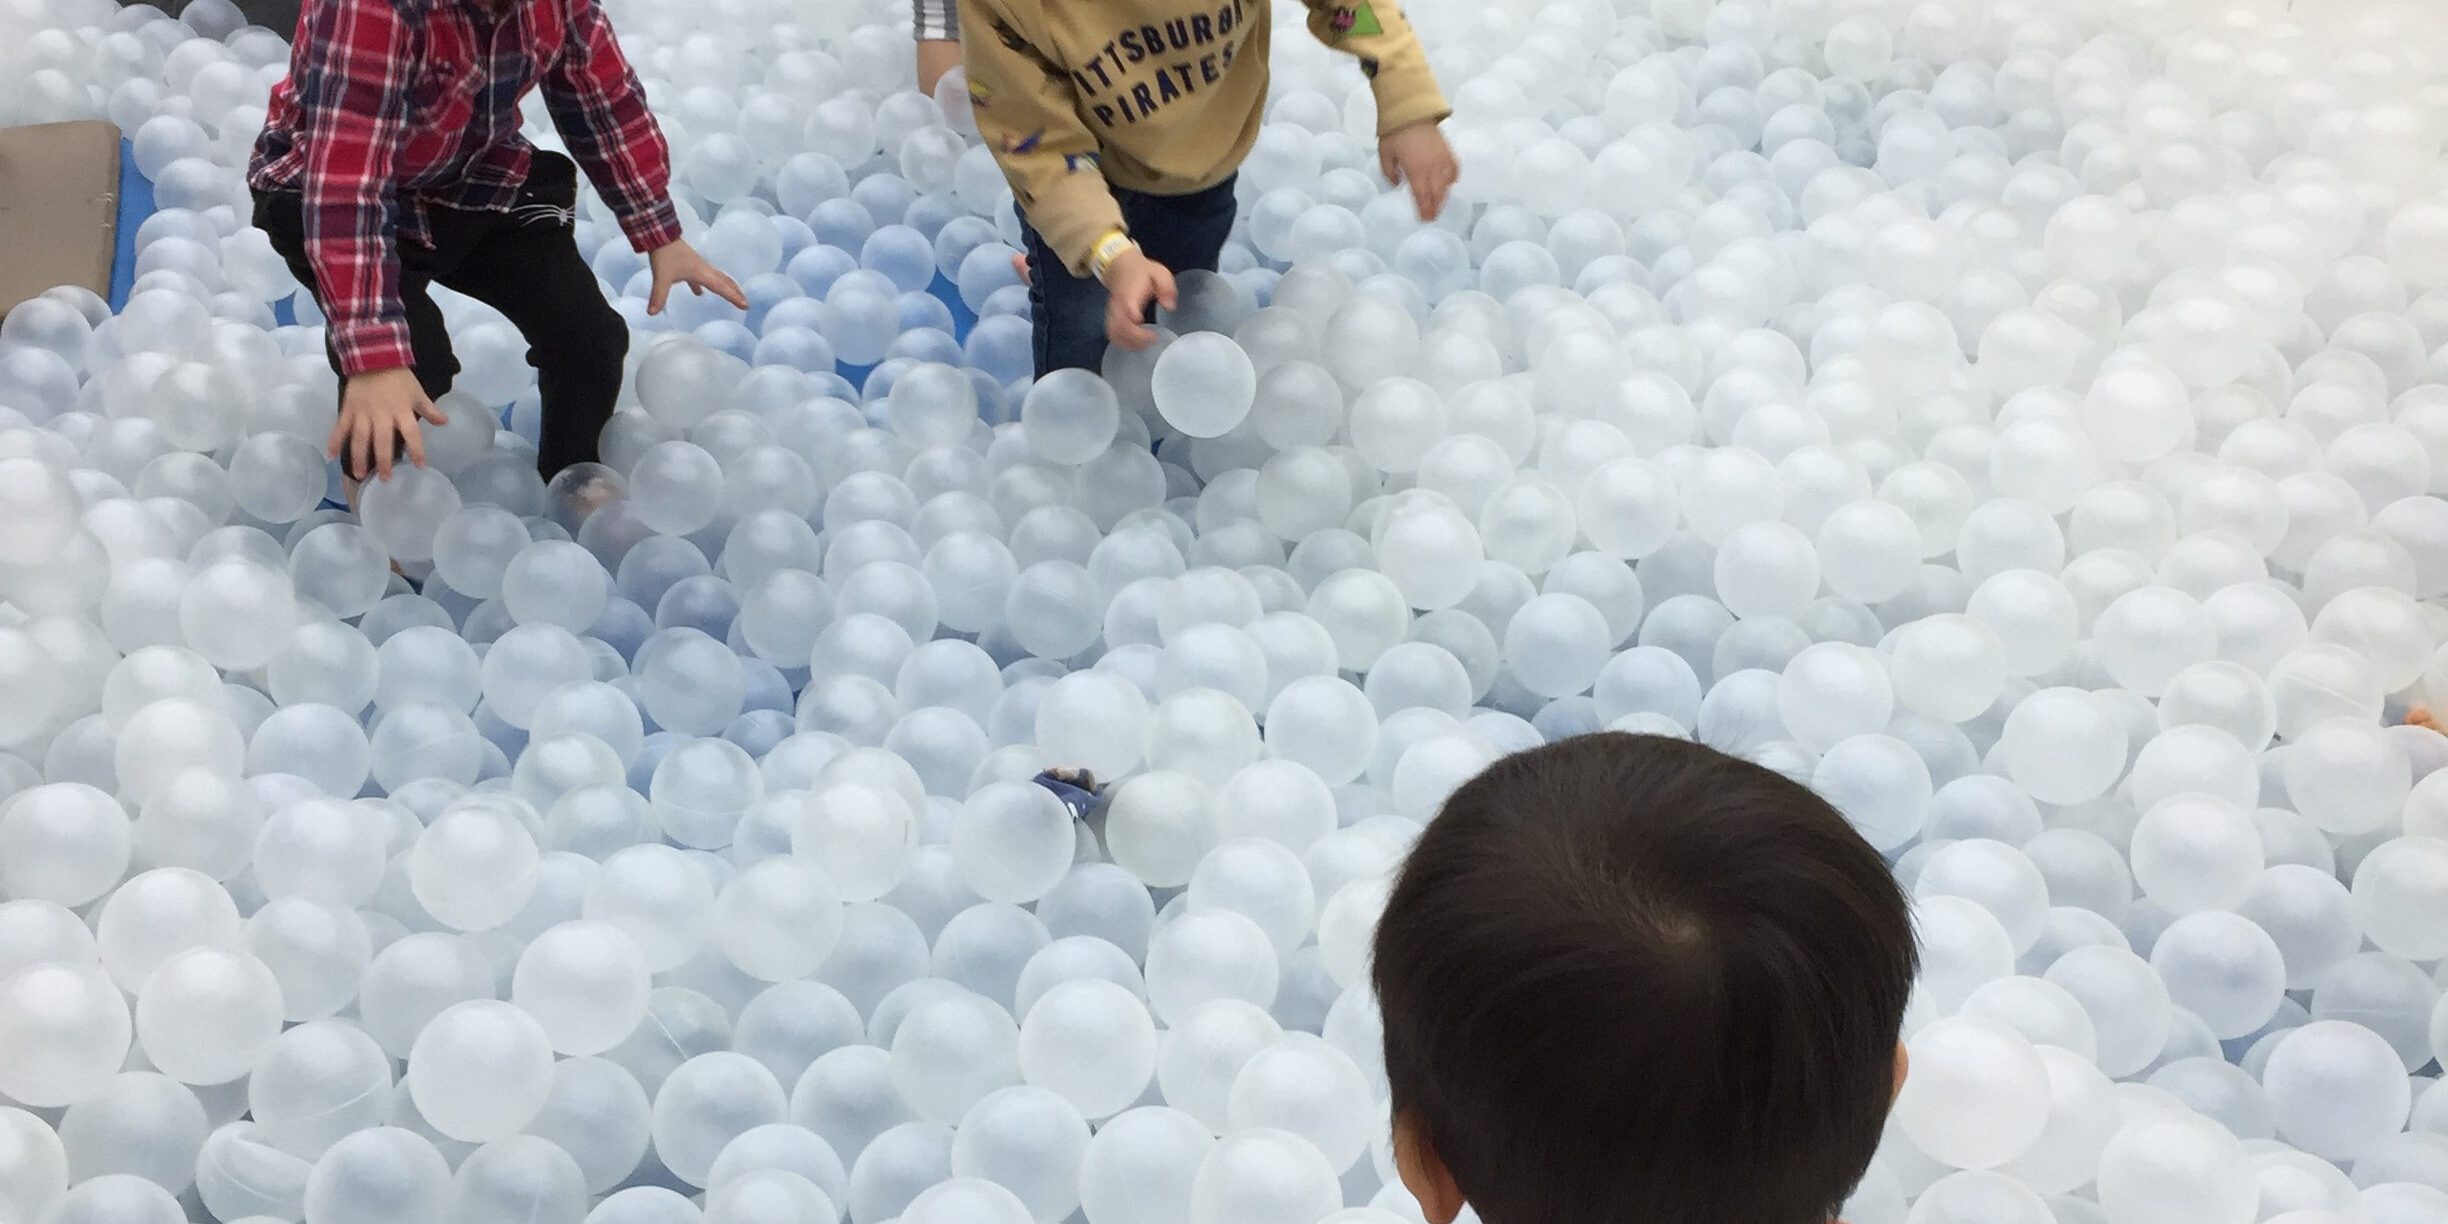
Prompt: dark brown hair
<box><xmin>1372</xmin><ymin>732</ymin><xmax>1918</xmax><ymax>1224</ymax></box>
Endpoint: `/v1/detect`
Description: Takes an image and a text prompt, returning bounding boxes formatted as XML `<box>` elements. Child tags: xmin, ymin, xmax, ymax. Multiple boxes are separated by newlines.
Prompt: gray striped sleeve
<box><xmin>915</xmin><ymin>0</ymin><xmax>958</xmax><ymax>41</ymax></box>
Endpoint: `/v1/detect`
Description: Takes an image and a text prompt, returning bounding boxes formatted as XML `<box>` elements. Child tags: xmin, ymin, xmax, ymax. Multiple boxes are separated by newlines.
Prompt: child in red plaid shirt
<box><xmin>250</xmin><ymin>0</ymin><xmax>744</xmax><ymax>484</ymax></box>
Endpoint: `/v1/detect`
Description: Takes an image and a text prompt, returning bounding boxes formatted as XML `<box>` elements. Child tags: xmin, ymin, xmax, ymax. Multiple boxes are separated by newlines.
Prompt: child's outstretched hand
<box><xmin>646</xmin><ymin>238</ymin><xmax>749</xmax><ymax>314</ymax></box>
<box><xmin>1380</xmin><ymin>120</ymin><xmax>1458</xmax><ymax>221</ymax></box>
<box><xmin>1103</xmin><ymin>248</ymin><xmax>1176</xmax><ymax>351</ymax></box>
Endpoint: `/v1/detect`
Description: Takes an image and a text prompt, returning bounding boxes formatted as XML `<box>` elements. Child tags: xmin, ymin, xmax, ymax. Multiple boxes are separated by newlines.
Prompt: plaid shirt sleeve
<box><xmin>295</xmin><ymin>0</ymin><xmax>417</xmax><ymax>376</ymax></box>
<box><xmin>543</xmin><ymin>0</ymin><xmax>683</xmax><ymax>253</ymax></box>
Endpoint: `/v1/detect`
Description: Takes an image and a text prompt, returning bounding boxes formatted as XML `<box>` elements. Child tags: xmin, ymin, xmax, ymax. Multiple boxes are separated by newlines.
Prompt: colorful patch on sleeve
<box><xmin>1006</xmin><ymin>129</ymin><xmax>1045</xmax><ymax>154</ymax></box>
<box><xmin>1063</xmin><ymin>151</ymin><xmax>1100</xmax><ymax>173</ymax></box>
<box><xmin>968</xmin><ymin>80</ymin><xmax>992</xmax><ymax>109</ymax></box>
<box><xmin>1329</xmin><ymin>3</ymin><xmax>1382</xmax><ymax>36</ymax></box>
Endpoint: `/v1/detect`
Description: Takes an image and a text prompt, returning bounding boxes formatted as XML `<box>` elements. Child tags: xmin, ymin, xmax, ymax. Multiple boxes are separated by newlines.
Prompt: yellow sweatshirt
<box><xmin>957</xmin><ymin>0</ymin><xmax>1450</xmax><ymax>277</ymax></box>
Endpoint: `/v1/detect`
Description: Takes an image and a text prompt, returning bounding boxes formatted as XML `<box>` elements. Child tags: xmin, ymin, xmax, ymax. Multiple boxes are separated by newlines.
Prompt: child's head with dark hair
<box><xmin>1371</xmin><ymin>732</ymin><xmax>1918</xmax><ymax>1224</ymax></box>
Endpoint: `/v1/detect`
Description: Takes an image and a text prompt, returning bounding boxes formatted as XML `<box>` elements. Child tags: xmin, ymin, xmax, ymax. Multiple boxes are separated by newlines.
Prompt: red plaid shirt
<box><xmin>249</xmin><ymin>0</ymin><xmax>682</xmax><ymax>376</ymax></box>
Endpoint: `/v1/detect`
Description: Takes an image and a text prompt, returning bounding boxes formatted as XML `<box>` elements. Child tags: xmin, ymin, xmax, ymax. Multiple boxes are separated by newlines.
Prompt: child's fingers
<box><xmin>1381</xmin><ymin>146</ymin><xmax>1400</xmax><ymax>185</ymax></box>
<box><xmin>648</xmin><ymin>278</ymin><xmax>669</xmax><ymax>315</ymax></box>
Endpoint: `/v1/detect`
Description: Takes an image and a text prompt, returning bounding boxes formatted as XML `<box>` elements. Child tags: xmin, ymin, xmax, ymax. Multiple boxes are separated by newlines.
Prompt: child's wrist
<box><xmin>1089</xmin><ymin>230</ymin><xmax>1137</xmax><ymax>282</ymax></box>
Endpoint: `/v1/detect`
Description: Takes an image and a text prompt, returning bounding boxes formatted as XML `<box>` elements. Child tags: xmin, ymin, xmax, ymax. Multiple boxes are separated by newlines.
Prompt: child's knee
<box><xmin>538</xmin><ymin>298</ymin><xmax>628</xmax><ymax>370</ymax></box>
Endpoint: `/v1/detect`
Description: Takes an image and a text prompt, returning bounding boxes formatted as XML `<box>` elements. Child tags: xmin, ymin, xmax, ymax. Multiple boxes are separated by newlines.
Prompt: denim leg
<box><xmin>1127</xmin><ymin>173</ymin><xmax>1238</xmax><ymax>278</ymax></box>
<box><xmin>1018</xmin><ymin>204</ymin><xmax>1114</xmax><ymax>377</ymax></box>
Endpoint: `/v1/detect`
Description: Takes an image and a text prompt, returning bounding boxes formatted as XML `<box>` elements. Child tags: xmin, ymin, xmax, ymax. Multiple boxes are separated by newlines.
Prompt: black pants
<box><xmin>252</xmin><ymin>152</ymin><xmax>626</xmax><ymax>482</ymax></box>
<box><xmin>1017</xmin><ymin>175</ymin><xmax>1237</xmax><ymax>377</ymax></box>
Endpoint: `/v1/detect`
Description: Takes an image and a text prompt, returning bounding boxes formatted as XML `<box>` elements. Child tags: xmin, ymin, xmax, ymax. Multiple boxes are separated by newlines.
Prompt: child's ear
<box><xmin>1393</xmin><ymin>1109</ymin><xmax>1467</xmax><ymax>1224</ymax></box>
<box><xmin>1892</xmin><ymin>1040</ymin><xmax>1910</xmax><ymax>1104</ymax></box>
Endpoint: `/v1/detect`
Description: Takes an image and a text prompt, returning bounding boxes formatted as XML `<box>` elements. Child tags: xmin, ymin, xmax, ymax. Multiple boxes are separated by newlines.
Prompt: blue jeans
<box><xmin>1019</xmin><ymin>174</ymin><xmax>1238</xmax><ymax>377</ymax></box>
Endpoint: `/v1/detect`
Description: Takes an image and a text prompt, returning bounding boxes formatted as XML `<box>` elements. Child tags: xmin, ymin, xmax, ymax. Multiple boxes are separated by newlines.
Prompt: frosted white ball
<box><xmin>1188</xmin><ymin>1128</ymin><xmax>1339</xmax><ymax>1224</ymax></box>
<box><xmin>713</xmin><ymin>858</ymin><xmax>845</xmax><ymax>984</ymax></box>
<box><xmin>1022</xmin><ymin>370</ymin><xmax>1122</xmax><ymax>464</ymax></box>
<box><xmin>1893</xmin><ymin>1017</ymin><xmax>2050</xmax><ymax>1170</ymax></box>
<box><xmin>789</xmin><ymin>784</ymin><xmax>918</xmax><ymax>902</ymax></box>
<box><xmin>1077</xmin><ymin>1107</ymin><xmax>1214</xmax><ymax>1224</ymax></box>
<box><xmin>1997</xmin><ymin>688</ymin><xmax>2127</xmax><ymax>806</ymax></box>
<box><xmin>952</xmin><ymin>780</ymin><xmax>1075</xmax><ymax>904</ymax></box>
<box><xmin>652</xmin><ymin>1053</ymin><xmax>789</xmax><ymax>1189</ymax></box>
<box><xmin>1225</xmin><ymin>1034</ymin><xmax>1374</xmax><ymax>1172</ymax></box>
<box><xmin>0</xmin><ymin>962</ymin><xmax>132</xmax><ymax>1107</ymax></box>
<box><xmin>513</xmin><ymin>920</ymin><xmax>652</xmax><ymax>1056</ymax></box>
<box><xmin>2129</xmin><ymin>794</ymin><xmax>2264</xmax><ymax>915</ymax></box>
<box><xmin>1152</xmin><ymin>334</ymin><xmax>1257</xmax><ymax>438</ymax></box>
<box><xmin>889</xmin><ymin>996</ymin><xmax>1020</xmax><ymax>1125</ymax></box>
<box><xmin>2349</xmin><ymin>837</ymin><xmax>2448</xmax><ymax>961</ymax></box>
<box><xmin>409</xmin><ymin>803</ymin><xmax>541</xmax><ymax>932</ymax></box>
<box><xmin>2095</xmin><ymin>1109</ymin><xmax>2257</xmax><ymax>1224</ymax></box>
<box><xmin>407</xmin><ymin>1000</ymin><xmax>556</xmax><ymax>1143</ymax></box>
<box><xmin>1018</xmin><ymin>978</ymin><xmax>1156</xmax><ymax>1120</ymax></box>
<box><xmin>1146</xmin><ymin>909</ymin><xmax>1279</xmax><ymax>1026</ymax></box>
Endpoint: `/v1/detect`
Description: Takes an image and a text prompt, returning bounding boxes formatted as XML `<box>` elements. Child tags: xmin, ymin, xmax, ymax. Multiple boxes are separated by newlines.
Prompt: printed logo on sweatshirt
<box><xmin>1006</xmin><ymin>130</ymin><xmax>1045</xmax><ymax>154</ymax></box>
<box><xmin>1065</xmin><ymin>0</ymin><xmax>1250</xmax><ymax>130</ymax></box>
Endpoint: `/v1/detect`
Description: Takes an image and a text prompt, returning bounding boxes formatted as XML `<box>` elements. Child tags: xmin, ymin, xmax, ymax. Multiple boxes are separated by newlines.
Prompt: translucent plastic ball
<box><xmin>1225</xmin><ymin>1034</ymin><xmax>1374</xmax><ymax>1173</ymax></box>
<box><xmin>45</xmin><ymin>1174</ymin><xmax>186</xmax><ymax>1224</ymax></box>
<box><xmin>1776</xmin><ymin>642</ymin><xmax>1892</xmax><ymax>752</ymax></box>
<box><xmin>714</xmin><ymin>857</ymin><xmax>844</xmax><ymax>984</ymax></box>
<box><xmin>2129</xmin><ymin>794</ymin><xmax>2265</xmax><ymax>915</ymax></box>
<box><xmin>1016</xmin><ymin>978</ymin><xmax>1157</xmax><ymax>1121</ymax></box>
<box><xmin>583</xmin><ymin>845</ymin><xmax>717</xmax><ymax>972</ymax></box>
<box><xmin>951</xmin><ymin>779</ymin><xmax>1075</xmax><ymax>904</ymax></box>
<box><xmin>637</xmin><ymin>628</ymin><xmax>749</xmax><ymax>740</ymax></box>
<box><xmin>512</xmin><ymin>920</ymin><xmax>652</xmax><ymax>1056</ymax></box>
<box><xmin>789</xmin><ymin>784</ymin><xmax>918</xmax><ymax>903</ymax></box>
<box><xmin>1188</xmin><ymin>1128</ymin><xmax>1340</xmax><ymax>1224</ymax></box>
<box><xmin>249</xmin><ymin>1021</ymin><xmax>395</xmax><ymax>1159</ymax></box>
<box><xmin>0</xmin><ymin>1106</ymin><xmax>67</xmax><ymax>1224</ymax></box>
<box><xmin>1077</xmin><ymin>1106</ymin><xmax>1214</xmax><ymax>1224</ymax></box>
<box><xmin>653</xmin><ymin>1052</ymin><xmax>790</xmax><ymax>1189</ymax></box>
<box><xmin>357</xmin><ymin>932</ymin><xmax>494</xmax><ymax>1060</ymax></box>
<box><xmin>890</xmin><ymin>995</ymin><xmax>1021</xmax><ymax>1125</ymax></box>
<box><xmin>0</xmin><ymin>962</ymin><xmax>133</xmax><ymax>1107</ymax></box>
<box><xmin>301</xmin><ymin>1127</ymin><xmax>451</xmax><ymax>1224</ymax></box>
<box><xmin>1146</xmin><ymin>909</ymin><xmax>1280</xmax><ymax>1027</ymax></box>
<box><xmin>478</xmin><ymin>624</ymin><xmax>593</xmax><ymax>730</ymax></box>
<box><xmin>948</xmin><ymin>1086</ymin><xmax>1091</xmax><ymax>1222</ymax></box>
<box><xmin>407</xmin><ymin>1000</ymin><xmax>557</xmax><ymax>1143</ymax></box>
<box><xmin>1996</xmin><ymin>688</ymin><xmax>2128</xmax><ymax>806</ymax></box>
<box><xmin>359</xmin><ymin>467</ymin><xmax>464</xmax><ymax>563</ymax></box>
<box><xmin>891</xmin><ymin>1176</ymin><xmax>1023</xmax><ymax>1224</ymax></box>
<box><xmin>243</xmin><ymin>897</ymin><xmax>371</xmax><ymax>1023</ymax></box>
<box><xmin>629</xmin><ymin>441</ymin><xmax>728</xmax><ymax>536</ymax></box>
<box><xmin>409</xmin><ymin>803</ymin><xmax>541</xmax><ymax>932</ymax></box>
<box><xmin>1893</xmin><ymin>1017</ymin><xmax>2051</xmax><ymax>1170</ymax></box>
<box><xmin>2149</xmin><ymin>912</ymin><xmax>2287</xmax><ymax>1040</ymax></box>
<box><xmin>2282</xmin><ymin>718</ymin><xmax>2410</xmax><ymax>835</ymax></box>
<box><xmin>503</xmin><ymin>540</ymin><xmax>612</xmax><ymax>632</ymax></box>
<box><xmin>2347</xmin><ymin>837</ymin><xmax>2448</xmax><ymax>962</ymax></box>
<box><xmin>1152</xmin><ymin>335</ymin><xmax>1258</xmax><ymax>439</ymax></box>
<box><xmin>1503</xmin><ymin>593</ymin><xmax>1612</xmax><ymax>698</ymax></box>
<box><xmin>1022</xmin><ymin>369</ymin><xmax>1122</xmax><ymax>464</ymax></box>
<box><xmin>452</xmin><ymin>1135</ymin><xmax>589</xmax><ymax>1224</ymax></box>
<box><xmin>2096</xmin><ymin>1108</ymin><xmax>2259</xmax><ymax>1224</ymax></box>
<box><xmin>2044</xmin><ymin>947</ymin><xmax>2175</xmax><ymax>1079</ymax></box>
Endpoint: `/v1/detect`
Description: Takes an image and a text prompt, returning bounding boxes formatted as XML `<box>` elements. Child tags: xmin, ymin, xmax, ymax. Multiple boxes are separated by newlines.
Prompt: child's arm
<box><xmin>955</xmin><ymin>0</ymin><xmax>1126</xmax><ymax>280</ymax></box>
<box><xmin>1296</xmin><ymin>0</ymin><xmax>1456</xmax><ymax>217</ymax></box>
<box><xmin>1296</xmin><ymin>0</ymin><xmax>1451</xmax><ymax>137</ymax></box>
<box><xmin>542</xmin><ymin>0</ymin><xmax>746</xmax><ymax>312</ymax></box>
<box><xmin>540</xmin><ymin>0</ymin><xmax>682</xmax><ymax>255</ymax></box>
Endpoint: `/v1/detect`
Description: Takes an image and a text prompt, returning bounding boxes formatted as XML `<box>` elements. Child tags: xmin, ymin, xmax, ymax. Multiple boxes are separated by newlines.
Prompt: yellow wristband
<box><xmin>1089</xmin><ymin>230</ymin><xmax>1135</xmax><ymax>281</ymax></box>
